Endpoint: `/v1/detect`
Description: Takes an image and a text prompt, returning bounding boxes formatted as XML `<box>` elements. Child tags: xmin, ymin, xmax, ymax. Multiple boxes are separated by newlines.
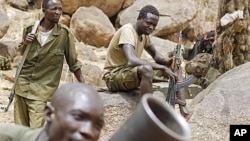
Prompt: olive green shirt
<box><xmin>15</xmin><ymin>19</ymin><xmax>82</xmax><ymax>102</ymax></box>
<box><xmin>103</xmin><ymin>23</ymin><xmax>152</xmax><ymax>70</ymax></box>
<box><xmin>0</xmin><ymin>124</ymin><xmax>42</xmax><ymax>141</ymax></box>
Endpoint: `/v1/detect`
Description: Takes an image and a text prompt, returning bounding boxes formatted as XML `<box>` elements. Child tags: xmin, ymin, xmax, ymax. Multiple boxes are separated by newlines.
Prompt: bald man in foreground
<box><xmin>0</xmin><ymin>83</ymin><xmax>105</xmax><ymax>141</ymax></box>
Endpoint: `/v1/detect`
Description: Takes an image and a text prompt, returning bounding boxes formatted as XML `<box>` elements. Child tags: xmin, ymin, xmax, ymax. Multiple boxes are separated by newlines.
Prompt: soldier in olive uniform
<box><xmin>14</xmin><ymin>0</ymin><xmax>84</xmax><ymax>128</ymax></box>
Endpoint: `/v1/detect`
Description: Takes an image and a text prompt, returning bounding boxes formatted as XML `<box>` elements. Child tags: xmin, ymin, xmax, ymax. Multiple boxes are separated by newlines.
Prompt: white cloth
<box><xmin>220</xmin><ymin>10</ymin><xmax>244</xmax><ymax>27</ymax></box>
<box><xmin>41</xmin><ymin>29</ymin><xmax>52</xmax><ymax>46</ymax></box>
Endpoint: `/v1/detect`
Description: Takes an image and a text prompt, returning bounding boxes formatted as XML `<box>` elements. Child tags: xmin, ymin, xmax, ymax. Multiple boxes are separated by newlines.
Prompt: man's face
<box><xmin>43</xmin><ymin>0</ymin><xmax>62</xmax><ymax>23</ymax></box>
<box><xmin>138</xmin><ymin>13</ymin><xmax>159</xmax><ymax>35</ymax></box>
<box><xmin>48</xmin><ymin>94</ymin><xmax>104</xmax><ymax>141</ymax></box>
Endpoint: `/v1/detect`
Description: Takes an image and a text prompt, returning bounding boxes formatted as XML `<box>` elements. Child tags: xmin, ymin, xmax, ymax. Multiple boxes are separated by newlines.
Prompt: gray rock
<box><xmin>188</xmin><ymin>62</ymin><xmax>250</xmax><ymax>141</ymax></box>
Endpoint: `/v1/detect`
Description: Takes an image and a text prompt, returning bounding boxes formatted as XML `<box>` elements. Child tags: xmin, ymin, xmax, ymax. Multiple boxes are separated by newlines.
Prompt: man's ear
<box><xmin>44</xmin><ymin>104</ymin><xmax>55</xmax><ymax>122</ymax></box>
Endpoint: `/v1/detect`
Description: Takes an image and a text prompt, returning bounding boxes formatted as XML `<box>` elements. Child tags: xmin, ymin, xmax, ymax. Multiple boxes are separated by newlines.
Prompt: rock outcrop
<box><xmin>70</xmin><ymin>6</ymin><xmax>115</xmax><ymax>47</ymax></box>
<box><xmin>188</xmin><ymin>62</ymin><xmax>250</xmax><ymax>141</ymax></box>
<box><xmin>0</xmin><ymin>8</ymin><xmax>9</xmax><ymax>39</ymax></box>
<box><xmin>116</xmin><ymin>0</ymin><xmax>197</xmax><ymax>37</ymax></box>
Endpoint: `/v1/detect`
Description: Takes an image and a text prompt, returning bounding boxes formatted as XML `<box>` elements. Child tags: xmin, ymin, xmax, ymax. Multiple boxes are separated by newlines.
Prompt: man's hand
<box><xmin>163</xmin><ymin>67</ymin><xmax>178</xmax><ymax>82</ymax></box>
<box><xmin>73</xmin><ymin>68</ymin><xmax>85</xmax><ymax>83</ymax></box>
<box><xmin>23</xmin><ymin>33</ymin><xmax>36</xmax><ymax>46</ymax></box>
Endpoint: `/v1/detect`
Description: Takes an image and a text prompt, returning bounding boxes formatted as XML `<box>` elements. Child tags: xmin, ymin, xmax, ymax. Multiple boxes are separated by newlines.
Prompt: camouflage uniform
<box><xmin>0</xmin><ymin>55</ymin><xmax>11</xmax><ymax>70</ymax></box>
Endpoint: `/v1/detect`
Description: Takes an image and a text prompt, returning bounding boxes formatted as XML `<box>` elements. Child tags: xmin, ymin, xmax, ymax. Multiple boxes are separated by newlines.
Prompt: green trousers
<box><xmin>14</xmin><ymin>95</ymin><xmax>47</xmax><ymax>128</ymax></box>
<box><xmin>103</xmin><ymin>66</ymin><xmax>168</xmax><ymax>92</ymax></box>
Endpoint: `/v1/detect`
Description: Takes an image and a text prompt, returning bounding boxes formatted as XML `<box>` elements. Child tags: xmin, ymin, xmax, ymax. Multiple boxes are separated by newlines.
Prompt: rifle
<box><xmin>166</xmin><ymin>31</ymin><xmax>198</xmax><ymax>116</ymax></box>
<box><xmin>1</xmin><ymin>21</ymin><xmax>40</xmax><ymax>112</ymax></box>
<box><xmin>166</xmin><ymin>31</ymin><xmax>183</xmax><ymax>106</ymax></box>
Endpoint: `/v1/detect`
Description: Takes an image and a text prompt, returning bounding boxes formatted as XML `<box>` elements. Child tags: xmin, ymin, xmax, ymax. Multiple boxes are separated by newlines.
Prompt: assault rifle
<box><xmin>166</xmin><ymin>31</ymin><xmax>183</xmax><ymax>107</ymax></box>
<box><xmin>166</xmin><ymin>31</ymin><xmax>197</xmax><ymax>115</ymax></box>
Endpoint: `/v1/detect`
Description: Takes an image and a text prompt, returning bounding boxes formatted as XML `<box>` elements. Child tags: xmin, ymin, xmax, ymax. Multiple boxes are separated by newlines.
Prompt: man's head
<box><xmin>136</xmin><ymin>5</ymin><xmax>160</xmax><ymax>35</ymax></box>
<box><xmin>44</xmin><ymin>83</ymin><xmax>104</xmax><ymax>141</ymax></box>
<box><xmin>42</xmin><ymin>0</ymin><xmax>62</xmax><ymax>23</ymax></box>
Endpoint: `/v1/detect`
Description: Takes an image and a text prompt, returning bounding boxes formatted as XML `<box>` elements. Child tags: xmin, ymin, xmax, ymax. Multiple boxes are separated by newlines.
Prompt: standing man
<box><xmin>14</xmin><ymin>0</ymin><xmax>84</xmax><ymax>128</ymax></box>
<box><xmin>1</xmin><ymin>83</ymin><xmax>104</xmax><ymax>141</ymax></box>
<box><xmin>102</xmin><ymin>5</ymin><xmax>177</xmax><ymax>95</ymax></box>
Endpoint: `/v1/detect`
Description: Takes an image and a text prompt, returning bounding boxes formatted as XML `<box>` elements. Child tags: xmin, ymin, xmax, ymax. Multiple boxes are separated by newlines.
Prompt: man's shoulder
<box><xmin>118</xmin><ymin>23</ymin><xmax>137</xmax><ymax>37</ymax></box>
<box><xmin>0</xmin><ymin>124</ymin><xmax>43</xmax><ymax>141</ymax></box>
<box><xmin>0</xmin><ymin>124</ymin><xmax>30</xmax><ymax>140</ymax></box>
<box><xmin>0</xmin><ymin>123</ymin><xmax>30</xmax><ymax>132</ymax></box>
<box><xmin>58</xmin><ymin>23</ymin><xmax>71</xmax><ymax>32</ymax></box>
<box><xmin>120</xmin><ymin>23</ymin><xmax>133</xmax><ymax>30</ymax></box>
<box><xmin>0</xmin><ymin>134</ymin><xmax>12</xmax><ymax>141</ymax></box>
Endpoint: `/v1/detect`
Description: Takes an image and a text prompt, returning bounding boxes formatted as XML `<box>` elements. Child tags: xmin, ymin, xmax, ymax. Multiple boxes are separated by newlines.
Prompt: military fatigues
<box><xmin>0</xmin><ymin>124</ymin><xmax>42</xmax><ymax>141</ymax></box>
<box><xmin>198</xmin><ymin>67</ymin><xmax>221</xmax><ymax>89</ymax></box>
<box><xmin>185</xmin><ymin>53</ymin><xmax>221</xmax><ymax>89</ymax></box>
<box><xmin>0</xmin><ymin>55</ymin><xmax>11</xmax><ymax>70</ymax></box>
<box><xmin>14</xmin><ymin>18</ymin><xmax>82</xmax><ymax>128</ymax></box>
<box><xmin>102</xmin><ymin>23</ymin><xmax>154</xmax><ymax>92</ymax></box>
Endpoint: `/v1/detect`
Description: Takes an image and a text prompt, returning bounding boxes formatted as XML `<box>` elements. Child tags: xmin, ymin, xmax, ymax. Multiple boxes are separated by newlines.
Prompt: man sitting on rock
<box><xmin>0</xmin><ymin>83</ymin><xmax>105</xmax><ymax>141</ymax></box>
<box><xmin>102</xmin><ymin>5</ymin><xmax>177</xmax><ymax>96</ymax></box>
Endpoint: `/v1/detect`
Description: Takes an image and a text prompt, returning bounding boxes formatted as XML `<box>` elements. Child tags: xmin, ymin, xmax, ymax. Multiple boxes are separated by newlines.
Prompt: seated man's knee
<box><xmin>138</xmin><ymin>65</ymin><xmax>153</xmax><ymax>78</ymax></box>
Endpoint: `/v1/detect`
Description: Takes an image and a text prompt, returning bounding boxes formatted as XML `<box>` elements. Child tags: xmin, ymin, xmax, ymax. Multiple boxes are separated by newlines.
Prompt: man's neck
<box><xmin>40</xmin><ymin>20</ymin><xmax>55</xmax><ymax>32</ymax></box>
<box><xmin>134</xmin><ymin>23</ymin><xmax>142</xmax><ymax>36</ymax></box>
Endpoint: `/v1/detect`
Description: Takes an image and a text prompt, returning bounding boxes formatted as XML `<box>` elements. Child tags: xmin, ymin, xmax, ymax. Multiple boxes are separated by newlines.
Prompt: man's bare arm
<box><xmin>73</xmin><ymin>68</ymin><xmax>85</xmax><ymax>83</ymax></box>
<box><xmin>122</xmin><ymin>44</ymin><xmax>177</xmax><ymax>80</ymax></box>
<box><xmin>122</xmin><ymin>44</ymin><xmax>165</xmax><ymax>69</ymax></box>
<box><xmin>145</xmin><ymin>45</ymin><xmax>172</xmax><ymax>67</ymax></box>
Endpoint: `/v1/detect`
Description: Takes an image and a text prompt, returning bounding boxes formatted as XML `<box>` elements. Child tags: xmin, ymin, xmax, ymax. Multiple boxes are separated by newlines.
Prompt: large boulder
<box><xmin>75</xmin><ymin>42</ymin><xmax>99</xmax><ymax>62</ymax></box>
<box><xmin>61</xmin><ymin>0</ymin><xmax>135</xmax><ymax>17</ymax></box>
<box><xmin>0</xmin><ymin>41</ymin><xmax>18</xmax><ymax>62</ymax></box>
<box><xmin>7</xmin><ymin>0</ymin><xmax>29</xmax><ymax>11</ymax></box>
<box><xmin>59</xmin><ymin>14</ymin><xmax>71</xmax><ymax>27</ymax></box>
<box><xmin>151</xmin><ymin>36</ymin><xmax>176</xmax><ymax>57</ymax></box>
<box><xmin>191</xmin><ymin>0</ymin><xmax>219</xmax><ymax>36</ymax></box>
<box><xmin>81</xmin><ymin>63</ymin><xmax>106</xmax><ymax>88</ymax></box>
<box><xmin>2</xmin><ymin>6</ymin><xmax>42</xmax><ymax>41</ymax></box>
<box><xmin>61</xmin><ymin>63</ymin><xmax>105</xmax><ymax>88</ymax></box>
<box><xmin>139</xmin><ymin>36</ymin><xmax>177</xmax><ymax>64</ymax></box>
<box><xmin>0</xmin><ymin>8</ymin><xmax>10</xmax><ymax>39</ymax></box>
<box><xmin>187</xmin><ymin>62</ymin><xmax>250</xmax><ymax>141</ymax></box>
<box><xmin>70</xmin><ymin>6</ymin><xmax>115</xmax><ymax>47</ymax></box>
<box><xmin>116</xmin><ymin>0</ymin><xmax>197</xmax><ymax>37</ymax></box>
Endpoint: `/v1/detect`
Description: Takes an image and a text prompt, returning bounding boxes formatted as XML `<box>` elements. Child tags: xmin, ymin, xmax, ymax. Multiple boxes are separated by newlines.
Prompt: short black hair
<box><xmin>42</xmin><ymin>0</ymin><xmax>61</xmax><ymax>8</ymax></box>
<box><xmin>138</xmin><ymin>5</ymin><xmax>159</xmax><ymax>19</ymax></box>
<box><xmin>42</xmin><ymin>0</ymin><xmax>49</xmax><ymax>8</ymax></box>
